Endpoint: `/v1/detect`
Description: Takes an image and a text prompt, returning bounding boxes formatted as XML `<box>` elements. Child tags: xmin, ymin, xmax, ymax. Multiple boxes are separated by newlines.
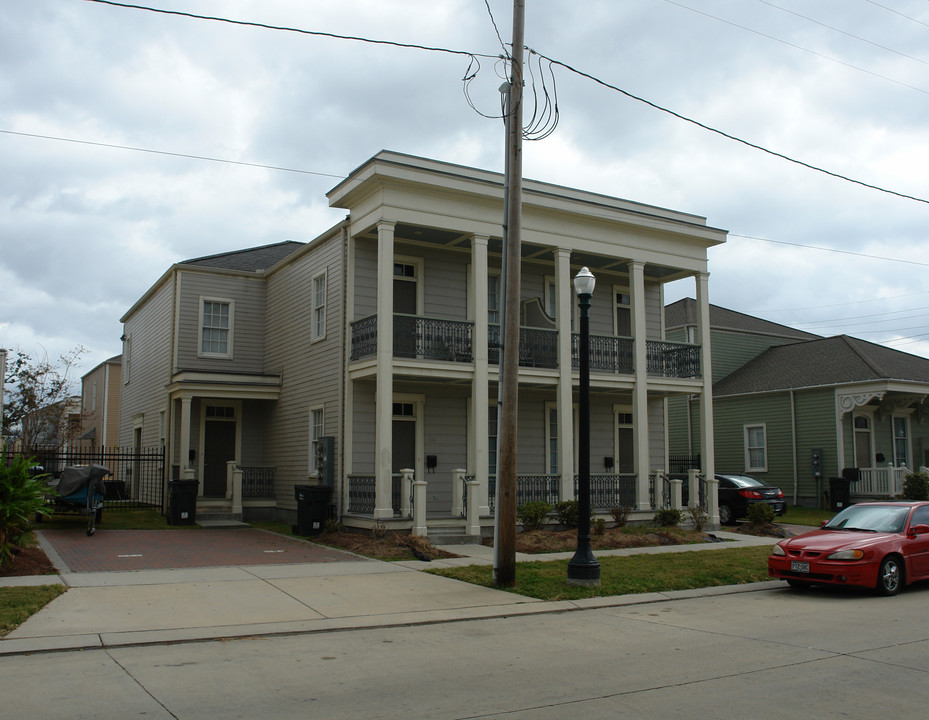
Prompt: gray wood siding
<box><xmin>175</xmin><ymin>270</ymin><xmax>266</xmax><ymax>373</ymax></box>
<box><xmin>264</xmin><ymin>233</ymin><xmax>344</xmax><ymax>508</ymax></box>
<box><xmin>423</xmin><ymin>394</ymin><xmax>468</xmax><ymax>512</ymax></box>
<box><xmin>353</xmin><ymin>237</ymin><xmax>377</xmax><ymax>319</ymax></box>
<box><xmin>351</xmin><ymin>383</ymin><xmax>376</xmax><ymax>472</ymax></box>
<box><xmin>648</xmin><ymin>397</ymin><xmax>666</xmax><ymax>471</ymax></box>
<box><xmin>418</xmin><ymin>246</ymin><xmax>468</xmax><ymax>321</ymax></box>
<box><xmin>119</xmin><ymin>276</ymin><xmax>175</xmax><ymax>449</ymax></box>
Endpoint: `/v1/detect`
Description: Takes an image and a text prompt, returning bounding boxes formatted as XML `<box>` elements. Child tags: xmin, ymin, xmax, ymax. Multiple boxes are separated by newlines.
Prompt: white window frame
<box><xmin>488</xmin><ymin>271</ymin><xmax>502</xmax><ymax>325</ymax></box>
<box><xmin>545</xmin><ymin>402</ymin><xmax>559</xmax><ymax>475</ymax></box>
<box><xmin>892</xmin><ymin>414</ymin><xmax>911</xmax><ymax>468</ymax></box>
<box><xmin>393</xmin><ymin>255</ymin><xmax>424</xmax><ymax>316</ymax></box>
<box><xmin>613</xmin><ymin>284</ymin><xmax>632</xmax><ymax>338</ymax></box>
<box><xmin>122</xmin><ymin>333</ymin><xmax>131</xmax><ymax>385</ymax></box>
<box><xmin>613</xmin><ymin>405</ymin><xmax>634</xmax><ymax>475</ymax></box>
<box><xmin>309</xmin><ymin>406</ymin><xmax>324</xmax><ymax>476</ymax></box>
<box><xmin>543</xmin><ymin>275</ymin><xmax>557</xmax><ymax>321</ymax></box>
<box><xmin>744</xmin><ymin>423</ymin><xmax>768</xmax><ymax>473</ymax></box>
<box><xmin>853</xmin><ymin>413</ymin><xmax>874</xmax><ymax>468</ymax></box>
<box><xmin>312</xmin><ymin>270</ymin><xmax>327</xmax><ymax>342</ymax></box>
<box><xmin>198</xmin><ymin>296</ymin><xmax>235</xmax><ymax>359</ymax></box>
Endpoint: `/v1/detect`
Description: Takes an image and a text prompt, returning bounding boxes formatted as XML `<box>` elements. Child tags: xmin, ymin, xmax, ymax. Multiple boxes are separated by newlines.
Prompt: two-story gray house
<box><xmin>119</xmin><ymin>151</ymin><xmax>727</xmax><ymax>537</ymax></box>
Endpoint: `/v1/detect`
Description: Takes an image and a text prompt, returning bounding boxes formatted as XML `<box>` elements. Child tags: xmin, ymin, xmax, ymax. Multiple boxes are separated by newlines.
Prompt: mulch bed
<box><xmin>0</xmin><ymin>545</ymin><xmax>58</xmax><ymax>577</ymax></box>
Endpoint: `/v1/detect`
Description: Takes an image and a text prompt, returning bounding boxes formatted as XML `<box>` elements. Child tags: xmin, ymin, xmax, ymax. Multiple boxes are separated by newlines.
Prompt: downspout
<box><xmin>338</xmin><ymin>219</ymin><xmax>350</xmax><ymax>520</ymax></box>
<box><xmin>790</xmin><ymin>389</ymin><xmax>798</xmax><ymax>505</ymax></box>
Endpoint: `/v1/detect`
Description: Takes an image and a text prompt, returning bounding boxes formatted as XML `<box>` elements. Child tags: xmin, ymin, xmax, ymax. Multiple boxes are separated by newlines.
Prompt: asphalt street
<box><xmin>3</xmin><ymin>583</ymin><xmax>927</xmax><ymax>719</ymax></box>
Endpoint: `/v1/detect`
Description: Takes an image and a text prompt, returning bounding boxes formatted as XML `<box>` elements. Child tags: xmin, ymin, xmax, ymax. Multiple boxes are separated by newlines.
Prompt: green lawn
<box><xmin>35</xmin><ymin>507</ymin><xmax>186</xmax><ymax>531</ymax></box>
<box><xmin>428</xmin><ymin>545</ymin><xmax>774</xmax><ymax>601</ymax></box>
<box><xmin>0</xmin><ymin>585</ymin><xmax>66</xmax><ymax>637</ymax></box>
<box><xmin>780</xmin><ymin>506</ymin><xmax>835</xmax><ymax>527</ymax></box>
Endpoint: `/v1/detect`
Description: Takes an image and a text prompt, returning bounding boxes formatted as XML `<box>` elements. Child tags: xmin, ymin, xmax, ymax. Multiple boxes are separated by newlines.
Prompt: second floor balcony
<box><xmin>350</xmin><ymin>314</ymin><xmax>701</xmax><ymax>379</ymax></box>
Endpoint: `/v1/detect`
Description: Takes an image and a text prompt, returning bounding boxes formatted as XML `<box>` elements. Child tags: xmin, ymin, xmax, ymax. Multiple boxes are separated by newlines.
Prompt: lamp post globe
<box><xmin>567</xmin><ymin>267</ymin><xmax>601</xmax><ymax>587</ymax></box>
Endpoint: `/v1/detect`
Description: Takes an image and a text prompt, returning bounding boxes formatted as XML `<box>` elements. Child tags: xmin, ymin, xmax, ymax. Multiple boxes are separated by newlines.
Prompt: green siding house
<box><xmin>666</xmin><ymin>299</ymin><xmax>929</xmax><ymax>507</ymax></box>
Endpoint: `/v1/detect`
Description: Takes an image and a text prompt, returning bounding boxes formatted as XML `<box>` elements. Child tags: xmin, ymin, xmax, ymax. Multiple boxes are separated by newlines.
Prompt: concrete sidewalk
<box><xmin>0</xmin><ymin>530</ymin><xmax>784</xmax><ymax>657</ymax></box>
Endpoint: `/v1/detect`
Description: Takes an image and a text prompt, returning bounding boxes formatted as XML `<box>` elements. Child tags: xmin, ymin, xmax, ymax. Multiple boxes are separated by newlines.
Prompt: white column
<box><xmin>180</xmin><ymin>395</ymin><xmax>192</xmax><ymax>477</ymax></box>
<box><xmin>696</xmin><ymin>272</ymin><xmax>715</xmax><ymax>487</ymax></box>
<box><xmin>465</xmin><ymin>478</ymin><xmax>481</xmax><ymax>537</ymax></box>
<box><xmin>556</xmin><ymin>248</ymin><xmax>575</xmax><ymax>502</ymax></box>
<box><xmin>374</xmin><ymin>221</ymin><xmax>396</xmax><ymax>519</ymax></box>
<box><xmin>630</xmin><ymin>261</ymin><xmax>651</xmax><ymax>511</ymax></box>
<box><xmin>471</xmin><ymin>234</ymin><xmax>491</xmax><ymax>515</ymax></box>
<box><xmin>410</xmin><ymin>471</ymin><xmax>427</xmax><ymax>536</ymax></box>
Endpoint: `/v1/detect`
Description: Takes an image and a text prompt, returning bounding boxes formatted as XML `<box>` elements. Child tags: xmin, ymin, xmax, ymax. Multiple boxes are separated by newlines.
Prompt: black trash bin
<box><xmin>829</xmin><ymin>477</ymin><xmax>852</xmax><ymax>512</ymax></box>
<box><xmin>293</xmin><ymin>484</ymin><xmax>333</xmax><ymax>536</ymax></box>
<box><xmin>167</xmin><ymin>480</ymin><xmax>199</xmax><ymax>525</ymax></box>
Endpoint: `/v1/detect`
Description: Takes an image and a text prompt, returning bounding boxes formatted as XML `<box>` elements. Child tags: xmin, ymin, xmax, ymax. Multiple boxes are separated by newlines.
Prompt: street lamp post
<box><xmin>567</xmin><ymin>267</ymin><xmax>601</xmax><ymax>587</ymax></box>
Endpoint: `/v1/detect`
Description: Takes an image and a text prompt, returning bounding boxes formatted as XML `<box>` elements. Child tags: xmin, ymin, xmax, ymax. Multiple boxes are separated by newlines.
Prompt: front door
<box><xmin>203</xmin><ymin>420</ymin><xmax>236</xmax><ymax>497</ymax></box>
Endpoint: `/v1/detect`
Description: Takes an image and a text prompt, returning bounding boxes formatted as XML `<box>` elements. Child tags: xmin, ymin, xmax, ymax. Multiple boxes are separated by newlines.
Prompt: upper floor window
<box><xmin>199</xmin><ymin>297</ymin><xmax>234</xmax><ymax>358</ymax></box>
<box><xmin>312</xmin><ymin>272</ymin><xmax>327</xmax><ymax>341</ymax></box>
<box><xmin>488</xmin><ymin>274</ymin><xmax>501</xmax><ymax>325</ymax></box>
<box><xmin>744</xmin><ymin>424</ymin><xmax>767</xmax><ymax>472</ymax></box>
<box><xmin>615</xmin><ymin>289</ymin><xmax>631</xmax><ymax>337</ymax></box>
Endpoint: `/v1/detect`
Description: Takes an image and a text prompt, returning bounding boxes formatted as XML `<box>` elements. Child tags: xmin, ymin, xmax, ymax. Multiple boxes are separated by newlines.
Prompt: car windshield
<box><xmin>824</xmin><ymin>505</ymin><xmax>910</xmax><ymax>533</ymax></box>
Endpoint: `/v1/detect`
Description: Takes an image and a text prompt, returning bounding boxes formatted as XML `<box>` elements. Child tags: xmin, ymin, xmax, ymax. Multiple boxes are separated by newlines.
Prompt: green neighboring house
<box><xmin>666</xmin><ymin>299</ymin><xmax>929</xmax><ymax>507</ymax></box>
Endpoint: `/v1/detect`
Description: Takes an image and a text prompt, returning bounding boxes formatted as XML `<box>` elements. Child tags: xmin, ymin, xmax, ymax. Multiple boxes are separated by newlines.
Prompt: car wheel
<box><xmin>719</xmin><ymin>503</ymin><xmax>733</xmax><ymax>525</ymax></box>
<box><xmin>786</xmin><ymin>579</ymin><xmax>812</xmax><ymax>590</ymax></box>
<box><xmin>876</xmin><ymin>555</ymin><xmax>903</xmax><ymax>596</ymax></box>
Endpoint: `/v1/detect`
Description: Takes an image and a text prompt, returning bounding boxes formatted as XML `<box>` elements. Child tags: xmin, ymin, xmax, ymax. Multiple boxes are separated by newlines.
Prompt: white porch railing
<box><xmin>852</xmin><ymin>464</ymin><xmax>911</xmax><ymax>498</ymax></box>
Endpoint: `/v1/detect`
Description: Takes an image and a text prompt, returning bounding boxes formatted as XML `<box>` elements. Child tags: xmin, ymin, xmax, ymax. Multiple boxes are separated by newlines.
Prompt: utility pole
<box><xmin>494</xmin><ymin>0</ymin><xmax>524</xmax><ymax>587</ymax></box>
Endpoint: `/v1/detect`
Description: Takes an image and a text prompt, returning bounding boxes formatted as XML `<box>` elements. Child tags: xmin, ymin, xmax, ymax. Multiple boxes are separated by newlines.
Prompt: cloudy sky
<box><xmin>3</xmin><ymin>0</ymin><xmax>929</xmax><ymax>386</ymax></box>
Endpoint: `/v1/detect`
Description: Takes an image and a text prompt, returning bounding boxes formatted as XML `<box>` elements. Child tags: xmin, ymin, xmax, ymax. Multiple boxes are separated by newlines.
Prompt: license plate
<box><xmin>791</xmin><ymin>561</ymin><xmax>810</xmax><ymax>573</ymax></box>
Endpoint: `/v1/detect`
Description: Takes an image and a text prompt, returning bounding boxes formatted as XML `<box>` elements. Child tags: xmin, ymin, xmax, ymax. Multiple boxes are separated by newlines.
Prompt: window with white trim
<box><xmin>488</xmin><ymin>273</ymin><xmax>501</xmax><ymax>325</ymax></box>
<box><xmin>312</xmin><ymin>271</ymin><xmax>327</xmax><ymax>341</ymax></box>
<box><xmin>199</xmin><ymin>298</ymin><xmax>234</xmax><ymax>358</ymax></box>
<box><xmin>545</xmin><ymin>403</ymin><xmax>558</xmax><ymax>475</ymax></box>
<box><xmin>488</xmin><ymin>406</ymin><xmax>498</xmax><ymax>476</ymax></box>
<box><xmin>309</xmin><ymin>407</ymin><xmax>324</xmax><ymax>475</ymax></box>
<box><xmin>893</xmin><ymin>416</ymin><xmax>909</xmax><ymax>467</ymax></box>
<box><xmin>614</xmin><ymin>288</ymin><xmax>631</xmax><ymax>337</ymax></box>
<box><xmin>744</xmin><ymin>424</ymin><xmax>767</xmax><ymax>472</ymax></box>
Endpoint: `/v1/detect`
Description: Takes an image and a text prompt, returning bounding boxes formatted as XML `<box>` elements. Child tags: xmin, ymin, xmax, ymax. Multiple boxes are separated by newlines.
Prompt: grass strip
<box><xmin>429</xmin><ymin>545</ymin><xmax>773</xmax><ymax>601</ymax></box>
<box><xmin>0</xmin><ymin>585</ymin><xmax>67</xmax><ymax>637</ymax></box>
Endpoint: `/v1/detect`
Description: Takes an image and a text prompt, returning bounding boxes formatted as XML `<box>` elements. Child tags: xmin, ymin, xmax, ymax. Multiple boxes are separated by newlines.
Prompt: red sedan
<box><xmin>768</xmin><ymin>501</ymin><xmax>929</xmax><ymax>596</ymax></box>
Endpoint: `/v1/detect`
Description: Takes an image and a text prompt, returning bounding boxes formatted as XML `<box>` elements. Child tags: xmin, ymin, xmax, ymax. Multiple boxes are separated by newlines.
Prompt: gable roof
<box><xmin>181</xmin><ymin>241</ymin><xmax>304</xmax><ymax>272</ymax></box>
<box><xmin>714</xmin><ymin>334</ymin><xmax>929</xmax><ymax>396</ymax></box>
<box><xmin>665</xmin><ymin>298</ymin><xmax>818</xmax><ymax>341</ymax></box>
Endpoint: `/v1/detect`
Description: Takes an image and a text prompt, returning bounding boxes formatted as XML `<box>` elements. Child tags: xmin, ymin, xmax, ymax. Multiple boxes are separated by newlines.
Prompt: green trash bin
<box><xmin>168</xmin><ymin>480</ymin><xmax>199</xmax><ymax>525</ymax></box>
<box><xmin>293</xmin><ymin>484</ymin><xmax>332</xmax><ymax>536</ymax></box>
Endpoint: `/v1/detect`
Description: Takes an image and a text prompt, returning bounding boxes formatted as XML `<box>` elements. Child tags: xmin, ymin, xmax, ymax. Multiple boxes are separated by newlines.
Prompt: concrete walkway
<box><xmin>0</xmin><ymin>528</ymin><xmax>787</xmax><ymax>657</ymax></box>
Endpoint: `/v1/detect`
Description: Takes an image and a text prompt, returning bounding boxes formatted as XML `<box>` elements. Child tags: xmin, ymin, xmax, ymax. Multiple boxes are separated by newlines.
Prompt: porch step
<box><xmin>198</xmin><ymin>519</ymin><xmax>249</xmax><ymax>529</ymax></box>
<box><xmin>427</xmin><ymin>528</ymin><xmax>481</xmax><ymax>546</ymax></box>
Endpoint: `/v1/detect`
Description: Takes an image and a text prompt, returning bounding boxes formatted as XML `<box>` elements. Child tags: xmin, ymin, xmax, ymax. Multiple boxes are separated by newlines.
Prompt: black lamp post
<box><xmin>567</xmin><ymin>267</ymin><xmax>601</xmax><ymax>587</ymax></box>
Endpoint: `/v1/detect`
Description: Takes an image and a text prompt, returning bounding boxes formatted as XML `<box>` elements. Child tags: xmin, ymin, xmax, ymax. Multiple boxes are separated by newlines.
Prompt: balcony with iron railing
<box><xmin>349</xmin><ymin>314</ymin><xmax>701</xmax><ymax>379</ymax></box>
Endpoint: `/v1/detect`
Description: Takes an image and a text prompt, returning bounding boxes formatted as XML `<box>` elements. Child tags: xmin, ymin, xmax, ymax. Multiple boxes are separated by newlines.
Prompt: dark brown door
<box><xmin>203</xmin><ymin>421</ymin><xmax>236</xmax><ymax>497</ymax></box>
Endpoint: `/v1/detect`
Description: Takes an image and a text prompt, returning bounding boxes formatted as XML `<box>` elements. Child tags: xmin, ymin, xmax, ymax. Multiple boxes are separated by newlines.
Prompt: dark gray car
<box><xmin>716</xmin><ymin>473</ymin><xmax>787</xmax><ymax>525</ymax></box>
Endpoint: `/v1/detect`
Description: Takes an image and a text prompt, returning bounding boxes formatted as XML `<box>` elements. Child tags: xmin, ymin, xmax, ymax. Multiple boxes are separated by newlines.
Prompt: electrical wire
<box><xmin>862</xmin><ymin>0</ymin><xmax>929</xmax><ymax>30</ymax></box>
<box><xmin>729</xmin><ymin>233</ymin><xmax>929</xmax><ymax>268</ymax></box>
<box><xmin>0</xmin><ymin>129</ymin><xmax>347</xmax><ymax>179</ymax></box>
<box><xmin>483</xmin><ymin>0</ymin><xmax>510</xmax><ymax>58</ymax></box>
<box><xmin>664</xmin><ymin>0</ymin><xmax>929</xmax><ymax>95</ymax></box>
<box><xmin>755</xmin><ymin>0</ymin><xmax>929</xmax><ymax>67</ymax></box>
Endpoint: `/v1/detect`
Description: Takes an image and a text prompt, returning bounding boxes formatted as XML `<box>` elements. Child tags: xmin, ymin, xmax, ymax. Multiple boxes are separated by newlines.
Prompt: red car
<box><xmin>768</xmin><ymin>501</ymin><xmax>929</xmax><ymax>596</ymax></box>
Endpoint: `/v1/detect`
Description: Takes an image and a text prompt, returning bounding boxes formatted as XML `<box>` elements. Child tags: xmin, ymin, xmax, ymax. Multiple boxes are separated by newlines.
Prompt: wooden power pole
<box><xmin>494</xmin><ymin>0</ymin><xmax>524</xmax><ymax>587</ymax></box>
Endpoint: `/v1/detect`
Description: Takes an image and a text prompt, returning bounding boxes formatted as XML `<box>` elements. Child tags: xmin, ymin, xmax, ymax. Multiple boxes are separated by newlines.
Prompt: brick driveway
<box><xmin>40</xmin><ymin>528</ymin><xmax>363</xmax><ymax>572</ymax></box>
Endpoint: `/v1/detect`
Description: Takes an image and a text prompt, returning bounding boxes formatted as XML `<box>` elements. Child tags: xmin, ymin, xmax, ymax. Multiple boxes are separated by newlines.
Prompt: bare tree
<box><xmin>2</xmin><ymin>346</ymin><xmax>86</xmax><ymax>453</ymax></box>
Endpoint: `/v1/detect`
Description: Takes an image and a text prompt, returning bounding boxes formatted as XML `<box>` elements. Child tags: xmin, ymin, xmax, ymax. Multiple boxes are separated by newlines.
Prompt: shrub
<box><xmin>746</xmin><ymin>502</ymin><xmax>776</xmax><ymax>526</ymax></box>
<box><xmin>653</xmin><ymin>508</ymin><xmax>683</xmax><ymax>527</ymax></box>
<box><xmin>687</xmin><ymin>505</ymin><xmax>708</xmax><ymax>532</ymax></box>
<box><xmin>554</xmin><ymin>500</ymin><xmax>580</xmax><ymax>528</ymax></box>
<box><xmin>516</xmin><ymin>501</ymin><xmax>551</xmax><ymax>531</ymax></box>
<box><xmin>0</xmin><ymin>453</ymin><xmax>52</xmax><ymax>568</ymax></box>
<box><xmin>610</xmin><ymin>506</ymin><xmax>631</xmax><ymax>528</ymax></box>
<box><xmin>903</xmin><ymin>472</ymin><xmax>929</xmax><ymax>501</ymax></box>
<box><xmin>593</xmin><ymin>517</ymin><xmax>606</xmax><ymax>536</ymax></box>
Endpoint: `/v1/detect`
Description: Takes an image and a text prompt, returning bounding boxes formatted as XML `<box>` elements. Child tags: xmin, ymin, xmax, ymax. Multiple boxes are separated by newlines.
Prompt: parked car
<box><xmin>768</xmin><ymin>502</ymin><xmax>929</xmax><ymax>596</ymax></box>
<box><xmin>716</xmin><ymin>473</ymin><xmax>786</xmax><ymax>525</ymax></box>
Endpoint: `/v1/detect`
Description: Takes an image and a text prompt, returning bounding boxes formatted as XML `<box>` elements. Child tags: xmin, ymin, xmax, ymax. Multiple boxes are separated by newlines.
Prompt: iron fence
<box><xmin>241</xmin><ymin>466</ymin><xmax>275</xmax><ymax>498</ymax></box>
<box><xmin>20</xmin><ymin>445</ymin><xmax>165</xmax><ymax>511</ymax></box>
<box><xmin>575</xmin><ymin>473</ymin><xmax>636</xmax><ymax>509</ymax></box>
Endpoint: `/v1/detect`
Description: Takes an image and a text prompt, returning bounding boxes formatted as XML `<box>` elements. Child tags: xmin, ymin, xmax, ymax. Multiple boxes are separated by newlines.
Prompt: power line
<box><xmin>729</xmin><ymin>233</ymin><xmax>929</xmax><ymax>267</ymax></box>
<box><xmin>755</xmin><ymin>0</ymin><xmax>929</xmax><ymax>67</ymax></box>
<box><xmin>664</xmin><ymin>0</ymin><xmax>929</xmax><ymax>95</ymax></box>
<box><xmin>483</xmin><ymin>0</ymin><xmax>510</xmax><ymax>57</ymax></box>
<box><xmin>82</xmin><ymin>0</ymin><xmax>500</xmax><ymax>60</ymax></box>
<box><xmin>0</xmin><ymin>129</ymin><xmax>346</xmax><ymax>179</ymax></box>
<box><xmin>862</xmin><ymin>0</ymin><xmax>929</xmax><ymax>30</ymax></box>
<box><xmin>84</xmin><ymin>0</ymin><xmax>929</xmax><ymax>207</ymax></box>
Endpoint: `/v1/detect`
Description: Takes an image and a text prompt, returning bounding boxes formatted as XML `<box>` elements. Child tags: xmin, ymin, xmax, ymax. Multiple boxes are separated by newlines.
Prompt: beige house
<box><xmin>119</xmin><ymin>151</ymin><xmax>726</xmax><ymax>535</ymax></box>
<box><xmin>79</xmin><ymin>355</ymin><xmax>122</xmax><ymax>449</ymax></box>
